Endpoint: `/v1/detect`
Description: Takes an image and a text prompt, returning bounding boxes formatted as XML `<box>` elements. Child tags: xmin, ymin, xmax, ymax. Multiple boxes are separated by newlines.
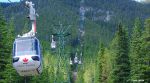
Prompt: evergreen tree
<box><xmin>3</xmin><ymin>17</ymin><xmax>24</xmax><ymax>83</ymax></box>
<box><xmin>111</xmin><ymin>23</ymin><xmax>130</xmax><ymax>83</ymax></box>
<box><xmin>139</xmin><ymin>18</ymin><xmax>150</xmax><ymax>82</ymax></box>
<box><xmin>97</xmin><ymin>43</ymin><xmax>105</xmax><ymax>83</ymax></box>
<box><xmin>130</xmin><ymin>18</ymin><xmax>143</xmax><ymax>81</ymax></box>
<box><xmin>0</xmin><ymin>8</ymin><xmax>9</xmax><ymax>83</ymax></box>
<box><xmin>21</xmin><ymin>19</ymin><xmax>29</xmax><ymax>34</ymax></box>
<box><xmin>36</xmin><ymin>66</ymin><xmax>50</xmax><ymax>83</ymax></box>
<box><xmin>97</xmin><ymin>43</ymin><xmax>113</xmax><ymax>83</ymax></box>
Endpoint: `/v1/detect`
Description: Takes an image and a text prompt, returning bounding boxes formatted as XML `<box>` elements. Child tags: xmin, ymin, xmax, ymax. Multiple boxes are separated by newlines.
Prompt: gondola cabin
<box><xmin>13</xmin><ymin>37</ymin><xmax>42</xmax><ymax>76</ymax></box>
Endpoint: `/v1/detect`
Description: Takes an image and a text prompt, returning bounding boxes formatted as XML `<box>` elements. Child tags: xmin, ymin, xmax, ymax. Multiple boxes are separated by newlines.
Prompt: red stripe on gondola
<box><xmin>34</xmin><ymin>21</ymin><xmax>36</xmax><ymax>32</ymax></box>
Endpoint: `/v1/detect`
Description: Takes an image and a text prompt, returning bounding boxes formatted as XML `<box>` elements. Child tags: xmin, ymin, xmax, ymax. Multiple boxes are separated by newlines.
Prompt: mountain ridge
<box><xmin>1</xmin><ymin>0</ymin><xmax>150</xmax><ymax>47</ymax></box>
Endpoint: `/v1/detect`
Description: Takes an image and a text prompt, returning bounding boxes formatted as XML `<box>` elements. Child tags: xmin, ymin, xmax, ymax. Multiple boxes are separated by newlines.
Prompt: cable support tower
<box><xmin>69</xmin><ymin>0</ymin><xmax>85</xmax><ymax>82</ymax></box>
<box><xmin>51</xmin><ymin>23</ymin><xmax>71</xmax><ymax>83</ymax></box>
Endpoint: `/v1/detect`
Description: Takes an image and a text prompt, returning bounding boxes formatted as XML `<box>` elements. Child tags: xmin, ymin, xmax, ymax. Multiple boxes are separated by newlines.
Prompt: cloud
<box><xmin>0</xmin><ymin>0</ymin><xmax>20</xmax><ymax>3</ymax></box>
<box><xmin>144</xmin><ymin>0</ymin><xmax>150</xmax><ymax>3</ymax></box>
<box><xmin>134</xmin><ymin>0</ymin><xmax>150</xmax><ymax>3</ymax></box>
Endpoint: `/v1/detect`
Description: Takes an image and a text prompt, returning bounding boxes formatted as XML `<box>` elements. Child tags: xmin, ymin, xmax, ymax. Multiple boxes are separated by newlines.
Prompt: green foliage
<box><xmin>2</xmin><ymin>17</ymin><xmax>24</xmax><ymax>83</ymax></box>
<box><xmin>110</xmin><ymin>23</ymin><xmax>130</xmax><ymax>83</ymax></box>
<box><xmin>0</xmin><ymin>8</ymin><xmax>8</xmax><ymax>82</ymax></box>
<box><xmin>130</xmin><ymin>18</ymin><xmax>143</xmax><ymax>81</ymax></box>
<box><xmin>130</xmin><ymin>18</ymin><xmax>150</xmax><ymax>83</ymax></box>
<box><xmin>3</xmin><ymin>57</ymin><xmax>23</xmax><ymax>83</ymax></box>
<box><xmin>21</xmin><ymin>19</ymin><xmax>29</xmax><ymax>35</ymax></box>
<box><xmin>97</xmin><ymin>43</ymin><xmax>105</xmax><ymax>82</ymax></box>
<box><xmin>139</xmin><ymin>18</ymin><xmax>150</xmax><ymax>82</ymax></box>
<box><xmin>95</xmin><ymin>43</ymin><xmax>114</xmax><ymax>83</ymax></box>
<box><xmin>0</xmin><ymin>0</ymin><xmax>150</xmax><ymax>83</ymax></box>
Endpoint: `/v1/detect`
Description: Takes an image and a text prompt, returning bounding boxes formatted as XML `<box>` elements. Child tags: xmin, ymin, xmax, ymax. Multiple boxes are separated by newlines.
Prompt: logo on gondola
<box><xmin>23</xmin><ymin>58</ymin><xmax>28</xmax><ymax>63</ymax></box>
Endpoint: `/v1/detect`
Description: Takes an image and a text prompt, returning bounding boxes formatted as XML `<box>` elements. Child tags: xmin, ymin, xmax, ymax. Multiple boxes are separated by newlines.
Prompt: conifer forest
<box><xmin>0</xmin><ymin>0</ymin><xmax>150</xmax><ymax>83</ymax></box>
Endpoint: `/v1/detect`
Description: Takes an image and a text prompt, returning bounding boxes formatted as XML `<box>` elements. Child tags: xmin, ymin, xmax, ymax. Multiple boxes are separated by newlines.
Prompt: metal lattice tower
<box><xmin>51</xmin><ymin>23</ymin><xmax>71</xmax><ymax>83</ymax></box>
<box><xmin>70</xmin><ymin>0</ymin><xmax>85</xmax><ymax>82</ymax></box>
<box><xmin>78</xmin><ymin>0</ymin><xmax>85</xmax><ymax>65</ymax></box>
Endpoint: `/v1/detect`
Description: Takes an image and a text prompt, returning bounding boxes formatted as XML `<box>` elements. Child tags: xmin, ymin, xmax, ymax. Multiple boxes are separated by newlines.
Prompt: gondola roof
<box><xmin>15</xmin><ymin>37</ymin><xmax>37</xmax><ymax>41</ymax></box>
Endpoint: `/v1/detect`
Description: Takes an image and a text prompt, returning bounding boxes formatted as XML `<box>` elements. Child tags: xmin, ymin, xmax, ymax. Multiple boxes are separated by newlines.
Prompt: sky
<box><xmin>0</xmin><ymin>0</ymin><xmax>150</xmax><ymax>3</ymax></box>
<box><xmin>134</xmin><ymin>0</ymin><xmax>145</xmax><ymax>2</ymax></box>
<box><xmin>0</xmin><ymin>0</ymin><xmax>20</xmax><ymax>2</ymax></box>
<box><xmin>134</xmin><ymin>0</ymin><xmax>150</xmax><ymax>3</ymax></box>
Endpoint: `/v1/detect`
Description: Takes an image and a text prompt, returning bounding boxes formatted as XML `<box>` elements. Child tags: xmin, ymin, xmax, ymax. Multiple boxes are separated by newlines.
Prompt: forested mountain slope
<box><xmin>2</xmin><ymin>0</ymin><xmax>150</xmax><ymax>43</ymax></box>
<box><xmin>0</xmin><ymin>0</ymin><xmax>150</xmax><ymax>59</ymax></box>
<box><xmin>0</xmin><ymin>0</ymin><xmax>150</xmax><ymax>83</ymax></box>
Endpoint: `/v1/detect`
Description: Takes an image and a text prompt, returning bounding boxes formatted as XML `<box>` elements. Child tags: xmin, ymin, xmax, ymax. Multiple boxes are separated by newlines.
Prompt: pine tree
<box><xmin>130</xmin><ymin>18</ymin><xmax>143</xmax><ymax>81</ymax></box>
<box><xmin>21</xmin><ymin>19</ymin><xmax>29</xmax><ymax>34</ymax></box>
<box><xmin>97</xmin><ymin>43</ymin><xmax>105</xmax><ymax>83</ymax></box>
<box><xmin>111</xmin><ymin>23</ymin><xmax>130</xmax><ymax>83</ymax></box>
<box><xmin>3</xmin><ymin>17</ymin><xmax>24</xmax><ymax>83</ymax></box>
<box><xmin>139</xmin><ymin>18</ymin><xmax>150</xmax><ymax>82</ymax></box>
<box><xmin>0</xmin><ymin>8</ymin><xmax>9</xmax><ymax>83</ymax></box>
